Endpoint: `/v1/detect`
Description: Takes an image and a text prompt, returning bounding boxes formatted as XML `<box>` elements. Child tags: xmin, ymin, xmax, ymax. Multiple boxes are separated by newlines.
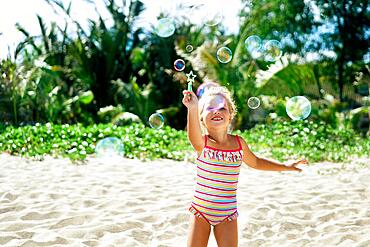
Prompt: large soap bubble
<box><xmin>196</xmin><ymin>81</ymin><xmax>219</xmax><ymax>98</ymax></box>
<box><xmin>95</xmin><ymin>137</ymin><xmax>125</xmax><ymax>158</ymax></box>
<box><xmin>286</xmin><ymin>96</ymin><xmax>311</xmax><ymax>120</ymax></box>
<box><xmin>154</xmin><ymin>18</ymin><xmax>175</xmax><ymax>38</ymax></box>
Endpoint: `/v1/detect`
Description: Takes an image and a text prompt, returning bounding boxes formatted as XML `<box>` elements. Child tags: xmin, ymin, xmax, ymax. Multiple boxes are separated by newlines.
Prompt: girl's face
<box><xmin>201</xmin><ymin>94</ymin><xmax>231</xmax><ymax>131</ymax></box>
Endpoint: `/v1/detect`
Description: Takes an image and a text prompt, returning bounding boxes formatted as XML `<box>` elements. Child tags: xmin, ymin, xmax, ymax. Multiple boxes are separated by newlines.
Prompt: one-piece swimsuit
<box><xmin>189</xmin><ymin>135</ymin><xmax>243</xmax><ymax>226</ymax></box>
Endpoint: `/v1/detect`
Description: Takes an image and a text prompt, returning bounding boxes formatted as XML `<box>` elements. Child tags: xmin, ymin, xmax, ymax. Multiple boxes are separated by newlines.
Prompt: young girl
<box><xmin>182</xmin><ymin>86</ymin><xmax>307</xmax><ymax>247</ymax></box>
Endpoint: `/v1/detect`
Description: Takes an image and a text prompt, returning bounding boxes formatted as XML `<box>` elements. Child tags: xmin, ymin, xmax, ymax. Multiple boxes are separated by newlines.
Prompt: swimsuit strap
<box><xmin>205</xmin><ymin>135</ymin><xmax>242</xmax><ymax>150</ymax></box>
<box><xmin>235</xmin><ymin>135</ymin><xmax>242</xmax><ymax>150</ymax></box>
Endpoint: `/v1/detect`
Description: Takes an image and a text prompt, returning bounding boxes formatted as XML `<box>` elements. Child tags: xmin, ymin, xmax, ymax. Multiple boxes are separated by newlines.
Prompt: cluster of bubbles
<box><xmin>154</xmin><ymin>14</ymin><xmax>311</xmax><ymax>133</ymax></box>
<box><xmin>244</xmin><ymin>35</ymin><xmax>282</xmax><ymax>62</ymax></box>
<box><xmin>196</xmin><ymin>82</ymin><xmax>312</xmax><ymax>121</ymax></box>
<box><xmin>247</xmin><ymin>95</ymin><xmax>311</xmax><ymax>121</ymax></box>
<box><xmin>214</xmin><ymin>36</ymin><xmax>282</xmax><ymax>65</ymax></box>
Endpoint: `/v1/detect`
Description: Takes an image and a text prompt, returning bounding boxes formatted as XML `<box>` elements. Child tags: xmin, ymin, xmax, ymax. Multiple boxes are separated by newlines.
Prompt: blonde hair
<box><xmin>198</xmin><ymin>86</ymin><xmax>237</xmax><ymax>134</ymax></box>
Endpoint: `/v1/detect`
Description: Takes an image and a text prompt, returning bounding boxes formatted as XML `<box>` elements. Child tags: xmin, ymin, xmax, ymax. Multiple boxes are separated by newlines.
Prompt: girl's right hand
<box><xmin>182</xmin><ymin>90</ymin><xmax>198</xmax><ymax>109</ymax></box>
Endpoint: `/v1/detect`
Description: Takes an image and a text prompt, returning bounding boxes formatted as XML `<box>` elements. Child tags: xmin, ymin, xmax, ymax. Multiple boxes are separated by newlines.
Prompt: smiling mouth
<box><xmin>211</xmin><ymin>116</ymin><xmax>223</xmax><ymax>121</ymax></box>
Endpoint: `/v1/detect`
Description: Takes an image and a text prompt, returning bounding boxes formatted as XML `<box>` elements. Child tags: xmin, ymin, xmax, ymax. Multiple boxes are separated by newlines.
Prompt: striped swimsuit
<box><xmin>189</xmin><ymin>135</ymin><xmax>243</xmax><ymax>226</ymax></box>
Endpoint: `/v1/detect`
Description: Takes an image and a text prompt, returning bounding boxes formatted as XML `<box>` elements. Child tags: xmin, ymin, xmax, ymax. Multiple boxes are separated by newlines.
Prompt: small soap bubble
<box><xmin>286</xmin><ymin>96</ymin><xmax>311</xmax><ymax>120</ymax></box>
<box><xmin>216</xmin><ymin>47</ymin><xmax>232</xmax><ymax>64</ymax></box>
<box><xmin>149</xmin><ymin>113</ymin><xmax>165</xmax><ymax>129</ymax></box>
<box><xmin>247</xmin><ymin>97</ymin><xmax>260</xmax><ymax>109</ymax></box>
<box><xmin>186</xmin><ymin>45</ymin><xmax>194</xmax><ymax>52</ymax></box>
<box><xmin>174</xmin><ymin>59</ymin><xmax>186</xmax><ymax>71</ymax></box>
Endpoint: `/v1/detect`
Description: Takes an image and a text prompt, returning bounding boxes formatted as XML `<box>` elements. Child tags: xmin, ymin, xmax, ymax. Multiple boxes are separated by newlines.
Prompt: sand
<box><xmin>0</xmin><ymin>153</ymin><xmax>369</xmax><ymax>247</ymax></box>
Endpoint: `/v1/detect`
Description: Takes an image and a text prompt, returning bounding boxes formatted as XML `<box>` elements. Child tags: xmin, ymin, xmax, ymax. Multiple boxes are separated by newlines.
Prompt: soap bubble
<box><xmin>191</xmin><ymin>4</ymin><xmax>223</xmax><ymax>27</ymax></box>
<box><xmin>202</xmin><ymin>6</ymin><xmax>223</xmax><ymax>26</ymax></box>
<box><xmin>95</xmin><ymin>137</ymin><xmax>124</xmax><ymax>158</ymax></box>
<box><xmin>149</xmin><ymin>113</ymin><xmax>165</xmax><ymax>129</ymax></box>
<box><xmin>154</xmin><ymin>18</ymin><xmax>175</xmax><ymax>38</ymax></box>
<box><xmin>263</xmin><ymin>40</ymin><xmax>282</xmax><ymax>62</ymax></box>
<box><xmin>216</xmin><ymin>47</ymin><xmax>232</xmax><ymax>63</ymax></box>
<box><xmin>196</xmin><ymin>81</ymin><xmax>219</xmax><ymax>97</ymax></box>
<box><xmin>286</xmin><ymin>96</ymin><xmax>311</xmax><ymax>120</ymax></box>
<box><xmin>207</xmin><ymin>95</ymin><xmax>227</xmax><ymax>112</ymax></box>
<box><xmin>174</xmin><ymin>59</ymin><xmax>185</xmax><ymax>71</ymax></box>
<box><xmin>244</xmin><ymin>35</ymin><xmax>262</xmax><ymax>53</ymax></box>
<box><xmin>186</xmin><ymin>45</ymin><xmax>194</xmax><ymax>52</ymax></box>
<box><xmin>247</xmin><ymin>97</ymin><xmax>260</xmax><ymax>109</ymax></box>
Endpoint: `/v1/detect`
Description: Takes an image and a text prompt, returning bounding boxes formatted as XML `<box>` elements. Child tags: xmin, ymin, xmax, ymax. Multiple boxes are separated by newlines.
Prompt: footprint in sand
<box><xmin>20</xmin><ymin>237</ymin><xmax>68</xmax><ymax>247</ymax></box>
<box><xmin>0</xmin><ymin>235</ymin><xmax>19</xmax><ymax>245</ymax></box>
<box><xmin>21</xmin><ymin>211</ymin><xmax>62</xmax><ymax>221</ymax></box>
<box><xmin>2</xmin><ymin>192</ymin><xmax>19</xmax><ymax>201</ymax></box>
<box><xmin>16</xmin><ymin>231</ymin><xmax>35</xmax><ymax>239</ymax></box>
<box><xmin>50</xmin><ymin>215</ymin><xmax>93</xmax><ymax>229</ymax></box>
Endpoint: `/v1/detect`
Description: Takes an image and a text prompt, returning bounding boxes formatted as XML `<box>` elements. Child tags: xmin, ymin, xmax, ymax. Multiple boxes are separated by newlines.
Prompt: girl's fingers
<box><xmin>292</xmin><ymin>159</ymin><xmax>308</xmax><ymax>166</ymax></box>
<box><xmin>183</xmin><ymin>90</ymin><xmax>197</xmax><ymax>98</ymax></box>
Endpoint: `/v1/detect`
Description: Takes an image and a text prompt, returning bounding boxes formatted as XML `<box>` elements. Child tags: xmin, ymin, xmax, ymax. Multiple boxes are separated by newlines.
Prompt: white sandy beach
<box><xmin>0</xmin><ymin>153</ymin><xmax>370</xmax><ymax>247</ymax></box>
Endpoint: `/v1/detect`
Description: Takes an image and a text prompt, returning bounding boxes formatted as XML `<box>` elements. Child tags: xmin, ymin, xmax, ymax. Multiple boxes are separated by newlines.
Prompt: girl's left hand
<box><xmin>286</xmin><ymin>159</ymin><xmax>308</xmax><ymax>172</ymax></box>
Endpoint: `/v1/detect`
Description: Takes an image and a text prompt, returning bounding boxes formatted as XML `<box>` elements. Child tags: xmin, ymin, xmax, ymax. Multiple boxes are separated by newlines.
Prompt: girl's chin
<box><xmin>206</xmin><ymin>122</ymin><xmax>228</xmax><ymax>128</ymax></box>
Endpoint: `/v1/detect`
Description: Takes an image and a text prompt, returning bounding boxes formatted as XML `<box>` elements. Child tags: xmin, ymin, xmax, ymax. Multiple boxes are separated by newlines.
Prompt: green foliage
<box><xmin>240</xmin><ymin>120</ymin><xmax>370</xmax><ymax>162</ymax></box>
<box><xmin>0</xmin><ymin>123</ymin><xmax>191</xmax><ymax>161</ymax></box>
<box><xmin>0</xmin><ymin>122</ymin><xmax>368</xmax><ymax>163</ymax></box>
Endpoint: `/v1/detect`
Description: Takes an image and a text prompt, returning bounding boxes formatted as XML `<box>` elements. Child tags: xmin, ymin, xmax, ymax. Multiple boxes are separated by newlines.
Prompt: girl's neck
<box><xmin>207</xmin><ymin>130</ymin><xmax>229</xmax><ymax>144</ymax></box>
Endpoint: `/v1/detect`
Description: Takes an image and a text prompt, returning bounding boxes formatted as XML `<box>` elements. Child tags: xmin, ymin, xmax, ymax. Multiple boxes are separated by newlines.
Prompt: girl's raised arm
<box><xmin>182</xmin><ymin>90</ymin><xmax>203</xmax><ymax>152</ymax></box>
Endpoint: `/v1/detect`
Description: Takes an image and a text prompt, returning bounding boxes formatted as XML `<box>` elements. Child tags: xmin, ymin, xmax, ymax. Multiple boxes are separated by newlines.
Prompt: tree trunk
<box><xmin>338</xmin><ymin>54</ymin><xmax>345</xmax><ymax>102</ymax></box>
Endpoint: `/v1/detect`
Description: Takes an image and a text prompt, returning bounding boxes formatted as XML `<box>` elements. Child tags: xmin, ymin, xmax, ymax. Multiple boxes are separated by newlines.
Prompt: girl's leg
<box><xmin>187</xmin><ymin>214</ymin><xmax>211</xmax><ymax>247</ymax></box>
<box><xmin>213</xmin><ymin>219</ymin><xmax>238</xmax><ymax>247</ymax></box>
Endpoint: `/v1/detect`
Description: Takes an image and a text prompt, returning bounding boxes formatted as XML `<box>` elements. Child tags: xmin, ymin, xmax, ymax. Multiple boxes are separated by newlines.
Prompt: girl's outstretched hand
<box><xmin>286</xmin><ymin>159</ymin><xmax>308</xmax><ymax>172</ymax></box>
<box><xmin>182</xmin><ymin>90</ymin><xmax>198</xmax><ymax>109</ymax></box>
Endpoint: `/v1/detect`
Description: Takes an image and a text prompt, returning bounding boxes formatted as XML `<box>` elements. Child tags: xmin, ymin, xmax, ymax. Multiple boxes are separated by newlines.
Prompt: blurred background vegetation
<box><xmin>0</xmin><ymin>0</ymin><xmax>369</xmax><ymax>136</ymax></box>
